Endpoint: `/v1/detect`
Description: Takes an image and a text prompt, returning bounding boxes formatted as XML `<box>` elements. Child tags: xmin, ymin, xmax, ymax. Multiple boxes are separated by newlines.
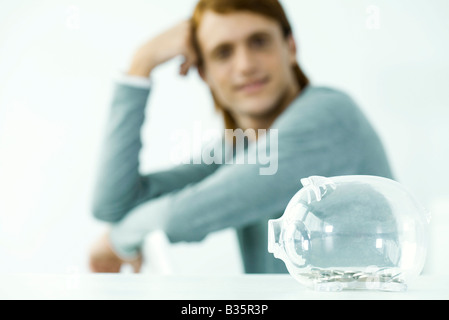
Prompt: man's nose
<box><xmin>233</xmin><ymin>46</ymin><xmax>258</xmax><ymax>76</ymax></box>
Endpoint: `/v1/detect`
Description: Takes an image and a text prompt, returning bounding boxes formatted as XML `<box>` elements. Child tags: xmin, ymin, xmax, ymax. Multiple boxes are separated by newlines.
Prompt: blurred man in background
<box><xmin>89</xmin><ymin>0</ymin><xmax>393</xmax><ymax>273</ymax></box>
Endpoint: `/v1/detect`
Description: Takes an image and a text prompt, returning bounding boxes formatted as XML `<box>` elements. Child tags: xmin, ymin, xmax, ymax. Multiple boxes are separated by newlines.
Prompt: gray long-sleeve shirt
<box><xmin>92</xmin><ymin>83</ymin><xmax>394</xmax><ymax>273</ymax></box>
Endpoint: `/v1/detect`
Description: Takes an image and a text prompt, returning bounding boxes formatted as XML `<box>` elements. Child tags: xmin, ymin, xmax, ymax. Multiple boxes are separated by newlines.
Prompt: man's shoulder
<box><xmin>299</xmin><ymin>85</ymin><xmax>355</xmax><ymax>107</ymax></box>
<box><xmin>276</xmin><ymin>85</ymin><xmax>359</xmax><ymax>125</ymax></box>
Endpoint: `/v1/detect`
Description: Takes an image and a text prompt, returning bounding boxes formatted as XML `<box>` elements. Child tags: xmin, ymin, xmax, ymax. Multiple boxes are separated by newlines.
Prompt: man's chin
<box><xmin>236</xmin><ymin>98</ymin><xmax>280</xmax><ymax>118</ymax></box>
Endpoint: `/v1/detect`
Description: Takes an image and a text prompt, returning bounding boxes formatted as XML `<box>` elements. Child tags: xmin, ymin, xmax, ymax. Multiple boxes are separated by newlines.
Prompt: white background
<box><xmin>0</xmin><ymin>0</ymin><xmax>448</xmax><ymax>275</ymax></box>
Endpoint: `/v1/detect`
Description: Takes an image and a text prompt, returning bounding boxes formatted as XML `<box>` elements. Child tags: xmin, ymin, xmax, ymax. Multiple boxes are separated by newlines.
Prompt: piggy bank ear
<box><xmin>300</xmin><ymin>176</ymin><xmax>336</xmax><ymax>202</ymax></box>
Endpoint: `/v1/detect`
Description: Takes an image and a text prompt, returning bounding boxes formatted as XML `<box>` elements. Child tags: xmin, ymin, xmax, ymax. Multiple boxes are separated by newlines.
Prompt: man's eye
<box><xmin>250</xmin><ymin>36</ymin><xmax>269</xmax><ymax>48</ymax></box>
<box><xmin>216</xmin><ymin>48</ymin><xmax>231</xmax><ymax>59</ymax></box>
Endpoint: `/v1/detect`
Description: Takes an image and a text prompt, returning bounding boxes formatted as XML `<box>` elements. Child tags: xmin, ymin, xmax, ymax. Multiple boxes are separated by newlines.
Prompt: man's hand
<box><xmin>128</xmin><ymin>20</ymin><xmax>198</xmax><ymax>77</ymax></box>
<box><xmin>89</xmin><ymin>232</ymin><xmax>142</xmax><ymax>273</ymax></box>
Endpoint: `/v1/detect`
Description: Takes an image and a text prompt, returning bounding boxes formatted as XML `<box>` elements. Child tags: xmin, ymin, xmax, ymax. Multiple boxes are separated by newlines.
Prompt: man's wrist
<box><xmin>127</xmin><ymin>54</ymin><xmax>157</xmax><ymax>78</ymax></box>
<box><xmin>127</xmin><ymin>65</ymin><xmax>153</xmax><ymax>78</ymax></box>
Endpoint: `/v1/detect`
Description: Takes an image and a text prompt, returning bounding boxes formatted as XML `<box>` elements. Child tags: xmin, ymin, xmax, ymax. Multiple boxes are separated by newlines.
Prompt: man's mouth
<box><xmin>235</xmin><ymin>77</ymin><xmax>270</xmax><ymax>93</ymax></box>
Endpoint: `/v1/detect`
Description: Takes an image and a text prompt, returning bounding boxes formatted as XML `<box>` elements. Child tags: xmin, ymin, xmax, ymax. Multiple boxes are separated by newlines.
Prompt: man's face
<box><xmin>197</xmin><ymin>10</ymin><xmax>298</xmax><ymax>121</ymax></box>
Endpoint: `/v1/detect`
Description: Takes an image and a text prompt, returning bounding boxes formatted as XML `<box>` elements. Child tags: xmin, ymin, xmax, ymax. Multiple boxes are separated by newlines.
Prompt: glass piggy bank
<box><xmin>268</xmin><ymin>175</ymin><xmax>429</xmax><ymax>292</ymax></box>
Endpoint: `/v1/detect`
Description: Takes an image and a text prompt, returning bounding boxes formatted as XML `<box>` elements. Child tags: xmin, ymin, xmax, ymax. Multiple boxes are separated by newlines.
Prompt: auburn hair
<box><xmin>191</xmin><ymin>0</ymin><xmax>309</xmax><ymax>130</ymax></box>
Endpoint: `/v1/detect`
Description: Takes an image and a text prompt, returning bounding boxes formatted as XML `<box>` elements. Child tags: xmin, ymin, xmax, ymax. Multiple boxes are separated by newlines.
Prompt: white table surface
<box><xmin>0</xmin><ymin>274</ymin><xmax>448</xmax><ymax>300</ymax></box>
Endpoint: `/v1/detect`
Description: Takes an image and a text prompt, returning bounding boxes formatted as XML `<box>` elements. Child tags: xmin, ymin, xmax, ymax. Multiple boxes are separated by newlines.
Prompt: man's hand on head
<box><xmin>128</xmin><ymin>20</ymin><xmax>198</xmax><ymax>78</ymax></box>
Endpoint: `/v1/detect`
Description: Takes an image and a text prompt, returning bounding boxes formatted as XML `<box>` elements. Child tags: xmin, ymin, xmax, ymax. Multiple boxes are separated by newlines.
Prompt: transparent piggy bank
<box><xmin>268</xmin><ymin>175</ymin><xmax>429</xmax><ymax>292</ymax></box>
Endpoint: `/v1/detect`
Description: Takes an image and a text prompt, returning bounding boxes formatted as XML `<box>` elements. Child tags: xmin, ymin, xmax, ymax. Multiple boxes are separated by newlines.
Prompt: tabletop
<box><xmin>0</xmin><ymin>274</ymin><xmax>448</xmax><ymax>300</ymax></box>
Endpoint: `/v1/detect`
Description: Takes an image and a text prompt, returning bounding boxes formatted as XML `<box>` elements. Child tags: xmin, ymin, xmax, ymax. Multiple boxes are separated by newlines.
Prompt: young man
<box><xmin>89</xmin><ymin>0</ymin><xmax>393</xmax><ymax>273</ymax></box>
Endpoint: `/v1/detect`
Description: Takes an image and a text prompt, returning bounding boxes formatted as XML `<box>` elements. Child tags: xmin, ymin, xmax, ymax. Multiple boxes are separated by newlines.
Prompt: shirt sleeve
<box><xmin>91</xmin><ymin>82</ymin><xmax>220</xmax><ymax>223</ymax></box>
<box><xmin>114</xmin><ymin>72</ymin><xmax>153</xmax><ymax>89</ymax></box>
<box><xmin>108</xmin><ymin>87</ymin><xmax>363</xmax><ymax>259</ymax></box>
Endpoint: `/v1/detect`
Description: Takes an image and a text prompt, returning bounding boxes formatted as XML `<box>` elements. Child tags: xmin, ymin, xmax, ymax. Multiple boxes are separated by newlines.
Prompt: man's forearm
<box><xmin>92</xmin><ymin>83</ymin><xmax>150</xmax><ymax>222</ymax></box>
